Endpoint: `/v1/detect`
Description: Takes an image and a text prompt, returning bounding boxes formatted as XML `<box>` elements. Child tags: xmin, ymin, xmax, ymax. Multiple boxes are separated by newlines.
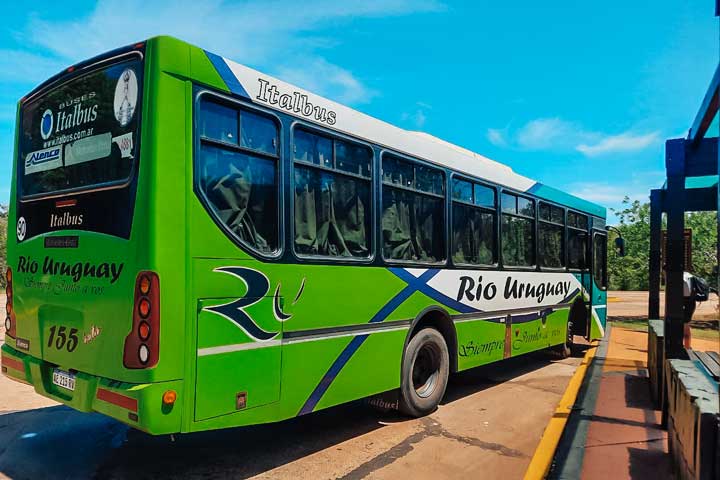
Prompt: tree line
<box><xmin>608</xmin><ymin>197</ymin><xmax>717</xmax><ymax>290</ymax></box>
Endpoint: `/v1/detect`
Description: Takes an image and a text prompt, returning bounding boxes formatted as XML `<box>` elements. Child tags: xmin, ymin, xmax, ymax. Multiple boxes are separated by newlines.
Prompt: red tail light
<box><xmin>123</xmin><ymin>272</ymin><xmax>160</xmax><ymax>368</ymax></box>
<box><xmin>4</xmin><ymin>268</ymin><xmax>15</xmax><ymax>339</ymax></box>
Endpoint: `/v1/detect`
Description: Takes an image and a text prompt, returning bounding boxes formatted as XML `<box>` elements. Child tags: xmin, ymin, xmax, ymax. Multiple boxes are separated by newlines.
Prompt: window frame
<box><xmin>593</xmin><ymin>230</ymin><xmax>608</xmax><ymax>290</ymax></box>
<box><xmin>290</xmin><ymin>121</ymin><xmax>376</xmax><ymax>263</ymax></box>
<box><xmin>566</xmin><ymin>210</ymin><xmax>589</xmax><ymax>272</ymax></box>
<box><xmin>380</xmin><ymin>150</ymin><xmax>448</xmax><ymax>267</ymax></box>
<box><xmin>499</xmin><ymin>189</ymin><xmax>536</xmax><ymax>269</ymax></box>
<box><xmin>449</xmin><ymin>173</ymin><xmax>498</xmax><ymax>268</ymax></box>
<box><xmin>537</xmin><ymin>201</ymin><xmax>566</xmax><ymax>271</ymax></box>
<box><xmin>193</xmin><ymin>90</ymin><xmax>284</xmax><ymax>259</ymax></box>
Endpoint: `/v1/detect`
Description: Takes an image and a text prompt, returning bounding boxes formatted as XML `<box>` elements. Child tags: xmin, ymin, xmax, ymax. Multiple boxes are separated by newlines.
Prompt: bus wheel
<box><xmin>399</xmin><ymin>328</ymin><xmax>449</xmax><ymax>417</ymax></box>
<box><xmin>552</xmin><ymin>317</ymin><xmax>574</xmax><ymax>359</ymax></box>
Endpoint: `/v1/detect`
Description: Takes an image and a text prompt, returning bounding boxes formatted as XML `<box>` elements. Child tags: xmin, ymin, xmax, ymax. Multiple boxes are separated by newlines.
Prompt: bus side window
<box><xmin>538</xmin><ymin>202</ymin><xmax>565</xmax><ymax>269</ymax></box>
<box><xmin>451</xmin><ymin>180</ymin><xmax>496</xmax><ymax>265</ymax></box>
<box><xmin>501</xmin><ymin>193</ymin><xmax>535</xmax><ymax>267</ymax></box>
<box><xmin>567</xmin><ymin>211</ymin><xmax>588</xmax><ymax>269</ymax></box>
<box><xmin>381</xmin><ymin>155</ymin><xmax>445</xmax><ymax>263</ymax></box>
<box><xmin>196</xmin><ymin>99</ymin><xmax>280</xmax><ymax>255</ymax></box>
<box><xmin>293</xmin><ymin>128</ymin><xmax>372</xmax><ymax>259</ymax></box>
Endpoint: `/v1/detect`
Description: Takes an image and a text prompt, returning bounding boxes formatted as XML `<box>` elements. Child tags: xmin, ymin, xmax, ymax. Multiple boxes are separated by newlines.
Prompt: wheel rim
<box><xmin>412</xmin><ymin>343</ymin><xmax>441</xmax><ymax>398</ymax></box>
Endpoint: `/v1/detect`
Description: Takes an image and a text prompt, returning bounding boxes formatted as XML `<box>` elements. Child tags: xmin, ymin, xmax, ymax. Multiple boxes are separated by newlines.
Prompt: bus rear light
<box><xmin>123</xmin><ymin>271</ymin><xmax>159</xmax><ymax>369</ymax></box>
<box><xmin>139</xmin><ymin>275</ymin><xmax>151</xmax><ymax>295</ymax></box>
<box><xmin>162</xmin><ymin>390</ymin><xmax>177</xmax><ymax>406</ymax></box>
<box><xmin>138</xmin><ymin>321</ymin><xmax>150</xmax><ymax>341</ymax></box>
<box><xmin>4</xmin><ymin>268</ymin><xmax>15</xmax><ymax>339</ymax></box>
<box><xmin>138</xmin><ymin>298</ymin><xmax>151</xmax><ymax>318</ymax></box>
<box><xmin>55</xmin><ymin>198</ymin><xmax>77</xmax><ymax>208</ymax></box>
<box><xmin>138</xmin><ymin>344</ymin><xmax>149</xmax><ymax>364</ymax></box>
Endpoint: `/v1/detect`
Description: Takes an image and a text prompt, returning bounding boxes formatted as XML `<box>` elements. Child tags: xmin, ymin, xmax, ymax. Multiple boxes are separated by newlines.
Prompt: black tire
<box><xmin>399</xmin><ymin>328</ymin><xmax>449</xmax><ymax>417</ymax></box>
<box><xmin>552</xmin><ymin>316</ymin><xmax>574</xmax><ymax>359</ymax></box>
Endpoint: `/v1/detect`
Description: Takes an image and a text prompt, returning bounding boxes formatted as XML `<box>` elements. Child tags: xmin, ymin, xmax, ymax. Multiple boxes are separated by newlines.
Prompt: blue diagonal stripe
<box><xmin>297</xmin><ymin>269</ymin><xmax>439</xmax><ymax>415</ymax></box>
<box><xmin>390</xmin><ymin>268</ymin><xmax>480</xmax><ymax>314</ymax></box>
<box><xmin>204</xmin><ymin>50</ymin><xmax>250</xmax><ymax>98</ymax></box>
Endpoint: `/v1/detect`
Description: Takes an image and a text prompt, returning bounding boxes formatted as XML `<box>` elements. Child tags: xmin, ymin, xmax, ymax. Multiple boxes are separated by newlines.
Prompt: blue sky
<box><xmin>0</xmin><ymin>0</ymin><xmax>717</xmax><ymax>220</ymax></box>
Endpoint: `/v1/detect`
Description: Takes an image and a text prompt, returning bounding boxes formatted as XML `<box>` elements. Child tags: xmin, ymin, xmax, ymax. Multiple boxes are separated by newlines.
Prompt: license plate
<box><xmin>52</xmin><ymin>369</ymin><xmax>76</xmax><ymax>391</ymax></box>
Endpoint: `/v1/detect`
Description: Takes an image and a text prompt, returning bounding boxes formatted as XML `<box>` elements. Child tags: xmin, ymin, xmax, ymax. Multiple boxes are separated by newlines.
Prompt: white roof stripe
<box><xmin>221</xmin><ymin>57</ymin><xmax>537</xmax><ymax>192</ymax></box>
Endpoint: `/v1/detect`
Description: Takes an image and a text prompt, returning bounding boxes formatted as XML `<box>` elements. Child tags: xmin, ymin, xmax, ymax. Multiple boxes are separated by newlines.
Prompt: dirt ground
<box><xmin>0</xmin><ymin>348</ymin><xmax>585</xmax><ymax>479</ymax></box>
<box><xmin>607</xmin><ymin>290</ymin><xmax>719</xmax><ymax>321</ymax></box>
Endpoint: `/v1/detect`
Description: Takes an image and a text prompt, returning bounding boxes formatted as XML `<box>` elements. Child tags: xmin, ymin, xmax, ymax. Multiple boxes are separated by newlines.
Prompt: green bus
<box><xmin>2</xmin><ymin>37</ymin><xmax>608</xmax><ymax>435</ymax></box>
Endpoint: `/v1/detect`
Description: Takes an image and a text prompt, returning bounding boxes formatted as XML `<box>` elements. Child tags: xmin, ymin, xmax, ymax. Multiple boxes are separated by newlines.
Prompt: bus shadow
<box><xmin>0</xmin><ymin>347</ymin><xmax>587</xmax><ymax>480</ymax></box>
<box><xmin>442</xmin><ymin>346</ymin><xmax>588</xmax><ymax>405</ymax></box>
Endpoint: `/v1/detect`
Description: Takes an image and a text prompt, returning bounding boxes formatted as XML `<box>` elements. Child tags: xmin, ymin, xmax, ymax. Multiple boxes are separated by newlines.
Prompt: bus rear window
<box><xmin>19</xmin><ymin>56</ymin><xmax>143</xmax><ymax>198</ymax></box>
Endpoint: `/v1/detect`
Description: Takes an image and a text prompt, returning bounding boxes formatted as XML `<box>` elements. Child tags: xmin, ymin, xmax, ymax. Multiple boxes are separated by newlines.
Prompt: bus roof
<box><xmin>204</xmin><ymin>40</ymin><xmax>606</xmax><ymax>219</ymax></box>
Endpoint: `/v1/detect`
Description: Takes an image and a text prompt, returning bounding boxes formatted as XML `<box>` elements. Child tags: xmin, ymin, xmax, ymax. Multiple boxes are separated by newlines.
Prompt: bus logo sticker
<box><xmin>16</xmin><ymin>217</ymin><xmax>26</xmax><ymax>241</ymax></box>
<box><xmin>204</xmin><ymin>267</ymin><xmax>306</xmax><ymax>340</ymax></box>
<box><xmin>40</xmin><ymin>109</ymin><xmax>54</xmax><ymax>139</ymax></box>
<box><xmin>114</xmin><ymin>68</ymin><xmax>138</xmax><ymax>127</ymax></box>
<box><xmin>112</xmin><ymin>132</ymin><xmax>134</xmax><ymax>158</ymax></box>
<box><xmin>204</xmin><ymin>266</ymin><xmax>279</xmax><ymax>341</ymax></box>
<box><xmin>24</xmin><ymin>146</ymin><xmax>63</xmax><ymax>175</ymax></box>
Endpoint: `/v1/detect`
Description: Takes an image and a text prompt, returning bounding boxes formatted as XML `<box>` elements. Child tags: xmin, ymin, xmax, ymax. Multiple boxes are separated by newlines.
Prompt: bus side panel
<box><xmin>454</xmin><ymin>318</ymin><xmax>506</xmax><ymax>371</ymax></box>
<box><xmin>590</xmin><ymin>286</ymin><xmax>607</xmax><ymax>340</ymax></box>
<box><xmin>510</xmin><ymin>308</ymin><xmax>569</xmax><ymax>357</ymax></box>
<box><xmin>194</xmin><ymin>302</ymin><xmax>282</xmax><ymax>421</ymax></box>
<box><xmin>311</xmin><ymin>329</ymin><xmax>406</xmax><ymax>412</ymax></box>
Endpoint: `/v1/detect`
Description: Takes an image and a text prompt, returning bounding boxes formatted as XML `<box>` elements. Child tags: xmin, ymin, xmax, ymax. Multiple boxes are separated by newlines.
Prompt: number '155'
<box><xmin>47</xmin><ymin>326</ymin><xmax>79</xmax><ymax>352</ymax></box>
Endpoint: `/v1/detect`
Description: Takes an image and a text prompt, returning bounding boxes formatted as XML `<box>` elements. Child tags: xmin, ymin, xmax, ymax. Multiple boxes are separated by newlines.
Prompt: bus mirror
<box><xmin>614</xmin><ymin>237</ymin><xmax>626</xmax><ymax>257</ymax></box>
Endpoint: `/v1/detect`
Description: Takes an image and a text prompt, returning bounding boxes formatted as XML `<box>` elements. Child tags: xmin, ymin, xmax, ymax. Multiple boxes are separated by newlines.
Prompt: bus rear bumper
<box><xmin>1</xmin><ymin>343</ymin><xmax>183</xmax><ymax>435</ymax></box>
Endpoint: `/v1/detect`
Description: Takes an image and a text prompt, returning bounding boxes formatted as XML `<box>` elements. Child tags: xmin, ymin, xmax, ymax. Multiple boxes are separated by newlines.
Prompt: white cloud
<box><xmin>487</xmin><ymin>116</ymin><xmax>660</xmax><ymax>157</ymax></box>
<box><xmin>568</xmin><ymin>182</ymin><xmax>648</xmax><ymax>204</ymax></box>
<box><xmin>401</xmin><ymin>102</ymin><xmax>430</xmax><ymax>129</ymax></box>
<box><xmin>486</xmin><ymin>128</ymin><xmax>507</xmax><ymax>147</ymax></box>
<box><xmin>516</xmin><ymin>117</ymin><xmax>586</xmax><ymax>150</ymax></box>
<box><xmin>276</xmin><ymin>58</ymin><xmax>377</xmax><ymax>105</ymax></box>
<box><xmin>576</xmin><ymin>131</ymin><xmax>661</xmax><ymax>156</ymax></box>
<box><xmin>0</xmin><ymin>50</ymin><xmax>66</xmax><ymax>85</ymax></box>
<box><xmin>5</xmin><ymin>0</ymin><xmax>444</xmax><ymax>104</ymax></box>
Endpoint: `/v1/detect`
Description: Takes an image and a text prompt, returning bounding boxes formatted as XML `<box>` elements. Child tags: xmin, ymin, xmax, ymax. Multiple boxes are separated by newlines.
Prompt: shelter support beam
<box><xmin>649</xmin><ymin>189</ymin><xmax>663</xmax><ymax>319</ymax></box>
<box><xmin>663</xmin><ymin>139</ymin><xmax>687</xmax><ymax>360</ymax></box>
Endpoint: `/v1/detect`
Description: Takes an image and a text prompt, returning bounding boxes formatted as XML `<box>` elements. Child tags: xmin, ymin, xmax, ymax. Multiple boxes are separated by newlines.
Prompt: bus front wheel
<box><xmin>399</xmin><ymin>328</ymin><xmax>449</xmax><ymax>417</ymax></box>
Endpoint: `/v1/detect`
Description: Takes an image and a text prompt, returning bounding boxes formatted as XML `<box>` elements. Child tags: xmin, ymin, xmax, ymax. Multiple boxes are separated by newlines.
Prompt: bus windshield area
<box><xmin>19</xmin><ymin>56</ymin><xmax>143</xmax><ymax>198</ymax></box>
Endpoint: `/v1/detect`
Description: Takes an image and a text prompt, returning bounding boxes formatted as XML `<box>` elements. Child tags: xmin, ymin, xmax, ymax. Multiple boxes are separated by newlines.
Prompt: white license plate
<box><xmin>52</xmin><ymin>369</ymin><xmax>76</xmax><ymax>391</ymax></box>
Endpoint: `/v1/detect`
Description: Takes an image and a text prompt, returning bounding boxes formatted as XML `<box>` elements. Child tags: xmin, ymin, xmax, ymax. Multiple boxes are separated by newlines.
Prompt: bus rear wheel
<box><xmin>551</xmin><ymin>316</ymin><xmax>574</xmax><ymax>359</ymax></box>
<box><xmin>399</xmin><ymin>328</ymin><xmax>449</xmax><ymax>417</ymax></box>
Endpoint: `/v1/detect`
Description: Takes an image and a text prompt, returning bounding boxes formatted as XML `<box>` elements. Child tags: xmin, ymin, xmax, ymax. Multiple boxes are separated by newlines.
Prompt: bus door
<box><xmin>569</xmin><ymin>214</ymin><xmax>592</xmax><ymax>339</ymax></box>
<box><xmin>579</xmin><ymin>234</ymin><xmax>593</xmax><ymax>339</ymax></box>
<box><xmin>590</xmin><ymin>231</ymin><xmax>608</xmax><ymax>338</ymax></box>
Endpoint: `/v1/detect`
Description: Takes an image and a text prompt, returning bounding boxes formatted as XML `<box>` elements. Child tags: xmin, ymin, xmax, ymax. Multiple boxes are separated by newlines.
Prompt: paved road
<box><xmin>608</xmin><ymin>290</ymin><xmax>719</xmax><ymax>321</ymax></box>
<box><xmin>0</xmin><ymin>347</ymin><xmax>585</xmax><ymax>480</ymax></box>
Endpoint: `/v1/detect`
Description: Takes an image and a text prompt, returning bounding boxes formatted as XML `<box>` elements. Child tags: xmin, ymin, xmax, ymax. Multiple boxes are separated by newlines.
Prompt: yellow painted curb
<box><xmin>523</xmin><ymin>342</ymin><xmax>599</xmax><ymax>480</ymax></box>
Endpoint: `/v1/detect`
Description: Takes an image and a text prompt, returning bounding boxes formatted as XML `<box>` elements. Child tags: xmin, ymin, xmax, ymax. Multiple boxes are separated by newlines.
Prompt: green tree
<box><xmin>608</xmin><ymin>197</ymin><xmax>717</xmax><ymax>290</ymax></box>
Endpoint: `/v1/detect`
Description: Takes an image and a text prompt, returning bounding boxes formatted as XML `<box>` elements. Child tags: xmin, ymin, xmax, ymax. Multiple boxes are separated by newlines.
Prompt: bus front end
<box><xmin>2</xmin><ymin>41</ymin><xmax>184</xmax><ymax>435</ymax></box>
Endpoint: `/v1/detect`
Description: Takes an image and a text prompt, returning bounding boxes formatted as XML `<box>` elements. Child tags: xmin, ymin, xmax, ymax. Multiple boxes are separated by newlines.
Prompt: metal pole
<box><xmin>663</xmin><ymin>139</ymin><xmax>687</xmax><ymax>359</ymax></box>
<box><xmin>649</xmin><ymin>189</ymin><xmax>662</xmax><ymax>319</ymax></box>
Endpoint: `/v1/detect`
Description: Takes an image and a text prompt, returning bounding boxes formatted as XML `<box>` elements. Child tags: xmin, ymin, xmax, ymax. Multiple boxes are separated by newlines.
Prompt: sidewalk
<box><xmin>551</xmin><ymin>324</ymin><xmax>718</xmax><ymax>479</ymax></box>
